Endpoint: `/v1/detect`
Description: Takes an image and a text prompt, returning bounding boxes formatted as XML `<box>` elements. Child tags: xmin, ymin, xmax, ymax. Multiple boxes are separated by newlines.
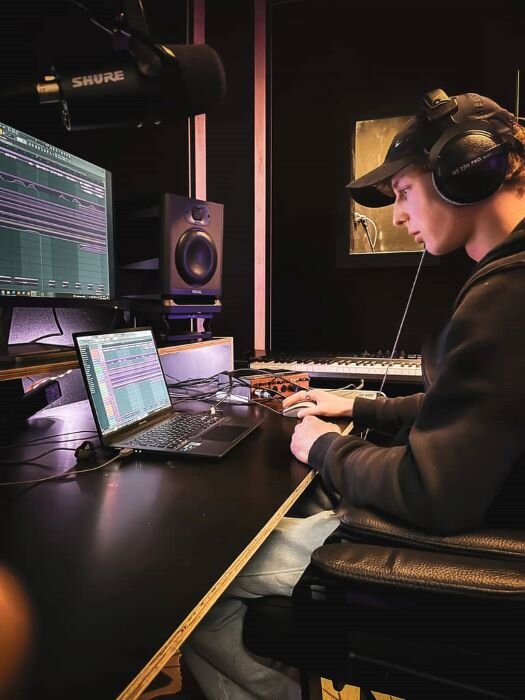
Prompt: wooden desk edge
<box><xmin>117</xmin><ymin>468</ymin><xmax>317</xmax><ymax>700</ymax></box>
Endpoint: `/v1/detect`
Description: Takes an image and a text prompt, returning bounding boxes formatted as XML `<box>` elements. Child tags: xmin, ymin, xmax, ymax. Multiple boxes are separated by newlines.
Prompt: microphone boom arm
<box><xmin>1</xmin><ymin>0</ymin><xmax>226</xmax><ymax>131</ymax></box>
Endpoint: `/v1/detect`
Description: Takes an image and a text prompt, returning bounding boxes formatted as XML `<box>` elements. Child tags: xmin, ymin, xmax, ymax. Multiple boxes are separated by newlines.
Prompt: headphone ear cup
<box><xmin>431</xmin><ymin>130</ymin><xmax>509</xmax><ymax>204</ymax></box>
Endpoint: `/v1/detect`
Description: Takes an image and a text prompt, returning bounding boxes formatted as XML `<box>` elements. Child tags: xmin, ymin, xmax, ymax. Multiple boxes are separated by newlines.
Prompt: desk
<box><xmin>0</xmin><ymin>400</ymin><xmax>315</xmax><ymax>699</ymax></box>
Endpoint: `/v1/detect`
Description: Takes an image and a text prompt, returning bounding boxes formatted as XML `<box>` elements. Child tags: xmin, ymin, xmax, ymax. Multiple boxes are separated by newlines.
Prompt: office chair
<box><xmin>243</xmin><ymin>506</ymin><xmax>525</xmax><ymax>699</ymax></box>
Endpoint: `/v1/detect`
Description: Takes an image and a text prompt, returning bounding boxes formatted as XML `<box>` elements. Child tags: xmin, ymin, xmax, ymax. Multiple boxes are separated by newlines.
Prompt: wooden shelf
<box><xmin>0</xmin><ymin>338</ymin><xmax>233</xmax><ymax>382</ymax></box>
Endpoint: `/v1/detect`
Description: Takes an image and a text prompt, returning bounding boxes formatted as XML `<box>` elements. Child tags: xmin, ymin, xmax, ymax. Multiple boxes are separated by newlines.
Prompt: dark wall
<box><xmin>205</xmin><ymin>0</ymin><xmax>255</xmax><ymax>361</ymax></box>
<box><xmin>269</xmin><ymin>0</ymin><xmax>525</xmax><ymax>355</ymax></box>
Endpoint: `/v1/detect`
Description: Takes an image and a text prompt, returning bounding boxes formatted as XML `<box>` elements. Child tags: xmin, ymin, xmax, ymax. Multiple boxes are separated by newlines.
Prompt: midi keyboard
<box><xmin>249</xmin><ymin>354</ymin><xmax>422</xmax><ymax>383</ymax></box>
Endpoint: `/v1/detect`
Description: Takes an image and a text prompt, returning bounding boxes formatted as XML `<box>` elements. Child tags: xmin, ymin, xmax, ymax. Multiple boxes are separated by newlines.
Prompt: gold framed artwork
<box><xmin>351</xmin><ymin>115</ymin><xmax>424</xmax><ymax>255</ymax></box>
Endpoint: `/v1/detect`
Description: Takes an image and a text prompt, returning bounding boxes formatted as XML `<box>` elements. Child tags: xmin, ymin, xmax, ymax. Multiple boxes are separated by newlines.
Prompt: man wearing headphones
<box><xmin>183</xmin><ymin>90</ymin><xmax>525</xmax><ymax>699</ymax></box>
<box><xmin>286</xmin><ymin>88</ymin><xmax>525</xmax><ymax>536</ymax></box>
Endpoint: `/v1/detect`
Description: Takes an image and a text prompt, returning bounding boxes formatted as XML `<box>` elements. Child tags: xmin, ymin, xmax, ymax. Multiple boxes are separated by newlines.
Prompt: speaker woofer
<box><xmin>175</xmin><ymin>228</ymin><xmax>218</xmax><ymax>286</ymax></box>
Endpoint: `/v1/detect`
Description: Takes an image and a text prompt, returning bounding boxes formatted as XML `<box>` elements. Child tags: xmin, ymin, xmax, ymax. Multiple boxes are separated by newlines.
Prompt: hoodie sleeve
<box><xmin>352</xmin><ymin>393</ymin><xmax>424</xmax><ymax>435</ymax></box>
<box><xmin>308</xmin><ymin>269</ymin><xmax>525</xmax><ymax>534</ymax></box>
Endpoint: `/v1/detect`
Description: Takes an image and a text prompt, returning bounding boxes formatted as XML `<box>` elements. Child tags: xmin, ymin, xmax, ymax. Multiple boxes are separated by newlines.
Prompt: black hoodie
<box><xmin>309</xmin><ymin>221</ymin><xmax>525</xmax><ymax>534</ymax></box>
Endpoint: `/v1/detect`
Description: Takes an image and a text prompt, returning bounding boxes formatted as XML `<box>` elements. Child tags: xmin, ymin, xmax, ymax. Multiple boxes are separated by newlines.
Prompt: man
<box><xmin>287</xmin><ymin>88</ymin><xmax>525</xmax><ymax>535</ymax></box>
<box><xmin>183</xmin><ymin>89</ymin><xmax>525</xmax><ymax>698</ymax></box>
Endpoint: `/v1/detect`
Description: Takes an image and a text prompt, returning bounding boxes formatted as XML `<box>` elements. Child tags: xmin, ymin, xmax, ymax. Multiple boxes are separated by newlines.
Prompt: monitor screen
<box><xmin>0</xmin><ymin>121</ymin><xmax>113</xmax><ymax>302</ymax></box>
<box><xmin>74</xmin><ymin>328</ymin><xmax>171</xmax><ymax>438</ymax></box>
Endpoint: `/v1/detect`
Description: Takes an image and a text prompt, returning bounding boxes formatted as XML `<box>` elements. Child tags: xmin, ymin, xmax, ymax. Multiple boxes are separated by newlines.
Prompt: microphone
<box><xmin>0</xmin><ymin>43</ymin><xmax>226</xmax><ymax>131</ymax></box>
<box><xmin>353</xmin><ymin>211</ymin><xmax>376</xmax><ymax>252</ymax></box>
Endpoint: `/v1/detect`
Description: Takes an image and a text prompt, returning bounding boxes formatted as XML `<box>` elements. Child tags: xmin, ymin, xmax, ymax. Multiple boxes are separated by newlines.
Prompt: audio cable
<box><xmin>0</xmin><ymin>448</ymin><xmax>133</xmax><ymax>488</ymax></box>
<box><xmin>357</xmin><ymin>249</ymin><xmax>426</xmax><ymax>441</ymax></box>
<box><xmin>378</xmin><ymin>248</ymin><xmax>426</xmax><ymax>395</ymax></box>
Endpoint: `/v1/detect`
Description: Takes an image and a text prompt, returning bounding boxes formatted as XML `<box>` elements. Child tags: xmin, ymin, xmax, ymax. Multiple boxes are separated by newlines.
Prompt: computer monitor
<box><xmin>0</xmin><ymin>120</ymin><xmax>114</xmax><ymax>360</ymax></box>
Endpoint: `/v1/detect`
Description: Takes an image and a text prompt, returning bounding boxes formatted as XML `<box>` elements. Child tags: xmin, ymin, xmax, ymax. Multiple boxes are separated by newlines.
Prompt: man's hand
<box><xmin>290</xmin><ymin>415</ymin><xmax>341</xmax><ymax>463</ymax></box>
<box><xmin>282</xmin><ymin>389</ymin><xmax>355</xmax><ymax>419</ymax></box>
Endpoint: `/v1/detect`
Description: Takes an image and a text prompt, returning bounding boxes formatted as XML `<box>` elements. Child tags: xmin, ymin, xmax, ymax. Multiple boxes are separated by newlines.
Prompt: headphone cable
<box><xmin>357</xmin><ymin>249</ymin><xmax>426</xmax><ymax>441</ymax></box>
<box><xmin>378</xmin><ymin>248</ymin><xmax>426</xmax><ymax>395</ymax></box>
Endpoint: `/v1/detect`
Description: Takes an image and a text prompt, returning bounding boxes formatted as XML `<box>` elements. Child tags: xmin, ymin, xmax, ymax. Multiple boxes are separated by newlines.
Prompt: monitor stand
<box><xmin>0</xmin><ymin>307</ymin><xmax>76</xmax><ymax>366</ymax></box>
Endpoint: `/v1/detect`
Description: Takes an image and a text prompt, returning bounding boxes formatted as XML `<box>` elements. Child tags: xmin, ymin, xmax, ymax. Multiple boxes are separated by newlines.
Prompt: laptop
<box><xmin>73</xmin><ymin>327</ymin><xmax>263</xmax><ymax>458</ymax></box>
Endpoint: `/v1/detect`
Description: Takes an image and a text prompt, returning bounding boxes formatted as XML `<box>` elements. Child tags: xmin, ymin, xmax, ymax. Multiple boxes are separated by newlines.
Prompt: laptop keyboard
<box><xmin>128</xmin><ymin>412</ymin><xmax>222</xmax><ymax>449</ymax></box>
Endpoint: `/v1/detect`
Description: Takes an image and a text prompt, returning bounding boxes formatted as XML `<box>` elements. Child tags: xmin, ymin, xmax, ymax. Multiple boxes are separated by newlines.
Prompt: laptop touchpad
<box><xmin>203</xmin><ymin>425</ymin><xmax>249</xmax><ymax>442</ymax></box>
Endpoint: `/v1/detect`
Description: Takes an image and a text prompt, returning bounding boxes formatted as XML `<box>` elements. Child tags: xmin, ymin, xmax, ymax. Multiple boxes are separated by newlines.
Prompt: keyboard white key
<box><xmin>250</xmin><ymin>356</ymin><xmax>422</xmax><ymax>382</ymax></box>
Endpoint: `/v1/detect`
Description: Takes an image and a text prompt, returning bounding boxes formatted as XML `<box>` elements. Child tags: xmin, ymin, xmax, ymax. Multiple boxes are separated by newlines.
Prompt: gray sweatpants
<box><xmin>181</xmin><ymin>509</ymin><xmax>341</xmax><ymax>700</ymax></box>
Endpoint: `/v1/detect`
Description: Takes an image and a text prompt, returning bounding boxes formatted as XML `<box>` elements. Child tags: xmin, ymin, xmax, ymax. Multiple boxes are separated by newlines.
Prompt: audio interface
<box><xmin>228</xmin><ymin>371</ymin><xmax>309</xmax><ymax>400</ymax></box>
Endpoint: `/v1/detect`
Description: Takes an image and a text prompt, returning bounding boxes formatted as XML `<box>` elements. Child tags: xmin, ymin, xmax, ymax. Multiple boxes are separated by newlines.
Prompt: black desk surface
<box><xmin>0</xmin><ymin>400</ymin><xmax>314</xmax><ymax>699</ymax></box>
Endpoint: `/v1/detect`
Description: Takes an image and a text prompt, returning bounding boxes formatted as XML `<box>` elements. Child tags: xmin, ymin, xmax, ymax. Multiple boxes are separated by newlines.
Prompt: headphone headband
<box><xmin>346</xmin><ymin>89</ymin><xmax>523</xmax><ymax>208</ymax></box>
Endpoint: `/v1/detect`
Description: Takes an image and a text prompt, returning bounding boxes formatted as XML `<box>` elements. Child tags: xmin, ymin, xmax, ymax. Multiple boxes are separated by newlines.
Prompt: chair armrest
<box><xmin>332</xmin><ymin>506</ymin><xmax>525</xmax><ymax>561</ymax></box>
<box><xmin>311</xmin><ymin>541</ymin><xmax>525</xmax><ymax>599</ymax></box>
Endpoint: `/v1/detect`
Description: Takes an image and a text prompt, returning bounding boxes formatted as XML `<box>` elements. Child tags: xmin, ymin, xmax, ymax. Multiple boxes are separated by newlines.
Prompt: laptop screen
<box><xmin>75</xmin><ymin>328</ymin><xmax>171</xmax><ymax>437</ymax></box>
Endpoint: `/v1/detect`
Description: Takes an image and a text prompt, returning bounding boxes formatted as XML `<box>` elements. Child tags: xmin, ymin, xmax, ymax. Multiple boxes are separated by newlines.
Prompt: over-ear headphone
<box><xmin>419</xmin><ymin>89</ymin><xmax>522</xmax><ymax>205</ymax></box>
<box><xmin>74</xmin><ymin>440</ymin><xmax>96</xmax><ymax>461</ymax></box>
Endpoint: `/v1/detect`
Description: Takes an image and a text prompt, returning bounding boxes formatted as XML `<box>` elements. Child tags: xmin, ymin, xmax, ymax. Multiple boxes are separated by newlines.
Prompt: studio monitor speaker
<box><xmin>161</xmin><ymin>193</ymin><xmax>223</xmax><ymax>300</ymax></box>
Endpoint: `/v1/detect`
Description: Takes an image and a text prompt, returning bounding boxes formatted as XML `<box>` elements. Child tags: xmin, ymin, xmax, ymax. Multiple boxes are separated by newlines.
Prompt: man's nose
<box><xmin>393</xmin><ymin>201</ymin><xmax>408</xmax><ymax>227</ymax></box>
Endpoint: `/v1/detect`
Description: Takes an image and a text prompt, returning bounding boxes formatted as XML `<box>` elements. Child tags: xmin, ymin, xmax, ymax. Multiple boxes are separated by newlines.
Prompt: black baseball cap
<box><xmin>347</xmin><ymin>91</ymin><xmax>519</xmax><ymax>208</ymax></box>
